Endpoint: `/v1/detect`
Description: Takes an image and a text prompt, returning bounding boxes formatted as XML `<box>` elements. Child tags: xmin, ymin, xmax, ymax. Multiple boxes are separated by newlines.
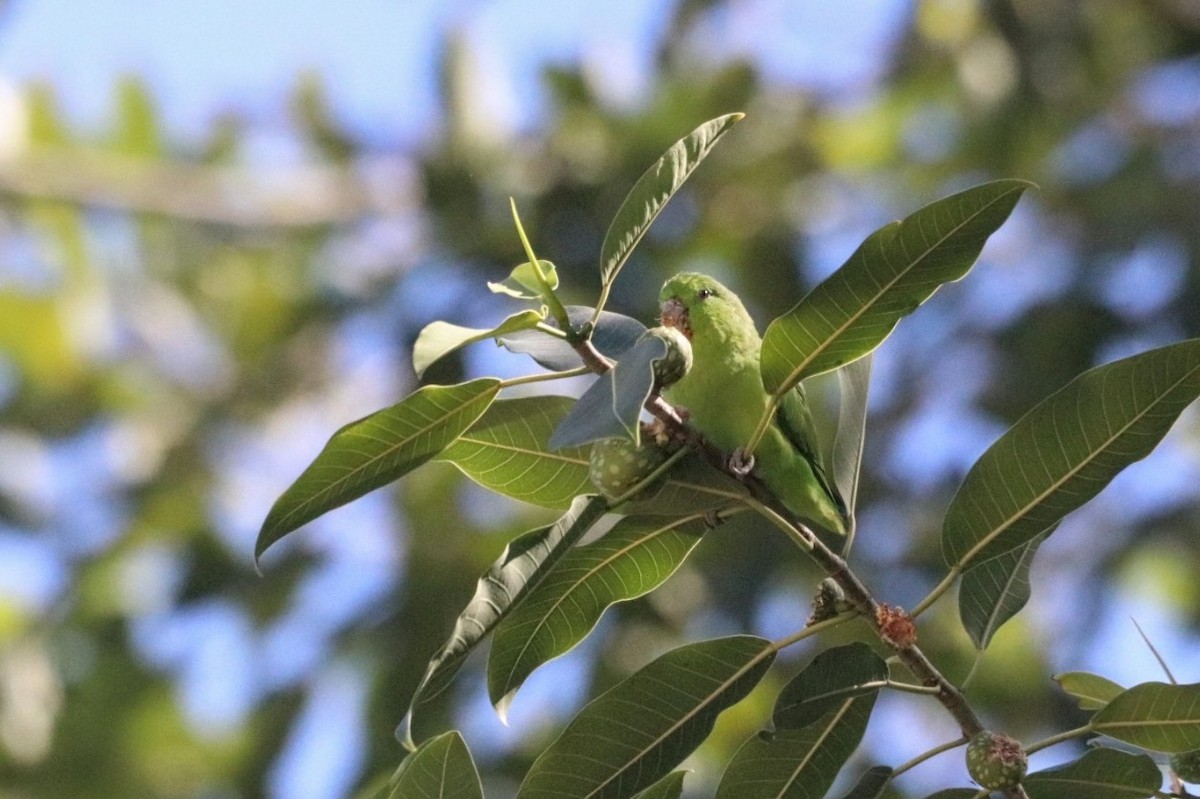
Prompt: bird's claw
<box><xmin>729</xmin><ymin>448</ymin><xmax>755</xmax><ymax>477</ymax></box>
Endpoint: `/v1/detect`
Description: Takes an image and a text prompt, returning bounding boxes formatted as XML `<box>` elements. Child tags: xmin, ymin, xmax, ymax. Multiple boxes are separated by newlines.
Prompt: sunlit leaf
<box><xmin>439</xmin><ymin>396</ymin><xmax>592</xmax><ymax>508</ymax></box>
<box><xmin>499</xmin><ymin>306</ymin><xmax>647</xmax><ymax>371</ymax></box>
<box><xmin>837</xmin><ymin>766</ymin><xmax>894</xmax><ymax>799</ymax></box>
<box><xmin>942</xmin><ymin>338</ymin><xmax>1200</xmax><ymax>571</ymax></box>
<box><xmin>489</xmin><ymin>513</ymin><xmax>711</xmax><ymax>714</ymax></box>
<box><xmin>761</xmin><ymin>180</ymin><xmax>1030</xmax><ymax>395</ymax></box>
<box><xmin>1054</xmin><ymin>672</ymin><xmax>1126</xmax><ymax>711</ymax></box>
<box><xmin>631</xmin><ymin>771</ymin><xmax>687</xmax><ymax>799</ymax></box>
<box><xmin>413</xmin><ymin>310</ymin><xmax>544</xmax><ymax>378</ymax></box>
<box><xmin>600</xmin><ymin>113</ymin><xmax>744</xmax><ymax>290</ymax></box>
<box><xmin>1092</xmin><ymin>681</ymin><xmax>1200</xmax><ymax>752</ymax></box>
<box><xmin>959</xmin><ymin>532</ymin><xmax>1047</xmax><ymax>650</ymax></box>
<box><xmin>400</xmin><ymin>496</ymin><xmax>609</xmax><ymax>746</ymax></box>
<box><xmin>518</xmin><ymin>635</ymin><xmax>775</xmax><ymax>798</ymax></box>
<box><xmin>257</xmin><ymin>378</ymin><xmax>501</xmax><ymax>562</ymax></box>
<box><xmin>389</xmin><ymin>731</ymin><xmax>483</xmax><ymax>799</ymax></box>
<box><xmin>1023</xmin><ymin>748</ymin><xmax>1160</xmax><ymax>799</ymax></box>
<box><xmin>549</xmin><ymin>332</ymin><xmax>668</xmax><ymax>449</ymax></box>
<box><xmin>489</xmin><ymin>260</ymin><xmax>559</xmax><ymax>300</ymax></box>
<box><xmin>774</xmin><ymin>642</ymin><xmax>888</xmax><ymax>729</ymax></box>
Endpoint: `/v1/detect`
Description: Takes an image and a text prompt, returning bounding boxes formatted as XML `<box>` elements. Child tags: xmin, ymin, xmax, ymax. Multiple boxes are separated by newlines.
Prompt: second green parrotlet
<box><xmin>659</xmin><ymin>272</ymin><xmax>847</xmax><ymax>534</ymax></box>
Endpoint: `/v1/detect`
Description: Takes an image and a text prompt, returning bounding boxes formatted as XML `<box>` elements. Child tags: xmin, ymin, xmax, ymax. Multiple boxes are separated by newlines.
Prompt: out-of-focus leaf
<box><xmin>631</xmin><ymin>771</ymin><xmax>687</xmax><ymax>799</ymax></box>
<box><xmin>518</xmin><ymin>636</ymin><xmax>775</xmax><ymax>798</ymax></box>
<box><xmin>761</xmin><ymin>180</ymin><xmax>1031</xmax><ymax>395</ymax></box>
<box><xmin>499</xmin><ymin>306</ymin><xmax>647</xmax><ymax>371</ymax></box>
<box><xmin>413</xmin><ymin>310</ymin><xmax>543</xmax><ymax>378</ymax></box>
<box><xmin>833</xmin><ymin>354</ymin><xmax>872</xmax><ymax>534</ymax></box>
<box><xmin>959</xmin><ymin>532</ymin><xmax>1047</xmax><ymax>650</ymax></box>
<box><xmin>1054</xmin><ymin>672</ymin><xmax>1126</xmax><ymax>711</ymax></box>
<box><xmin>837</xmin><ymin>766</ymin><xmax>894</xmax><ymax>799</ymax></box>
<box><xmin>439</xmin><ymin>396</ymin><xmax>592</xmax><ymax>509</ymax></box>
<box><xmin>401</xmin><ymin>496</ymin><xmax>608</xmax><ymax>747</ymax></box>
<box><xmin>389</xmin><ymin>731</ymin><xmax>483</xmax><ymax>799</ymax></box>
<box><xmin>257</xmin><ymin>378</ymin><xmax>501</xmax><ymax>562</ymax></box>
<box><xmin>600</xmin><ymin>113</ymin><xmax>744</xmax><ymax>291</ymax></box>
<box><xmin>489</xmin><ymin>513</ymin><xmax>710</xmax><ymax>715</ymax></box>
<box><xmin>774</xmin><ymin>642</ymin><xmax>888</xmax><ymax>729</ymax></box>
<box><xmin>488</xmin><ymin>260</ymin><xmax>559</xmax><ymax>299</ymax></box>
<box><xmin>112</xmin><ymin>77</ymin><xmax>162</xmax><ymax>157</ymax></box>
<box><xmin>1023</xmin><ymin>748</ymin><xmax>1160</xmax><ymax>798</ymax></box>
<box><xmin>1091</xmin><ymin>682</ymin><xmax>1200</xmax><ymax>752</ymax></box>
<box><xmin>942</xmin><ymin>338</ymin><xmax>1200</xmax><ymax>571</ymax></box>
<box><xmin>549</xmin><ymin>332</ymin><xmax>667</xmax><ymax>449</ymax></box>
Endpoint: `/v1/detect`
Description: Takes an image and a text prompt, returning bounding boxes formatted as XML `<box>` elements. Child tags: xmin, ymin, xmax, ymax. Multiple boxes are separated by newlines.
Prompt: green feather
<box><xmin>659</xmin><ymin>272</ymin><xmax>847</xmax><ymax>534</ymax></box>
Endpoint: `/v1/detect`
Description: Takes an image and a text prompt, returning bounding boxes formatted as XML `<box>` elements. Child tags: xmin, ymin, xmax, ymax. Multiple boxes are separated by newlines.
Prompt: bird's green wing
<box><xmin>776</xmin><ymin>385</ymin><xmax>846</xmax><ymax>517</ymax></box>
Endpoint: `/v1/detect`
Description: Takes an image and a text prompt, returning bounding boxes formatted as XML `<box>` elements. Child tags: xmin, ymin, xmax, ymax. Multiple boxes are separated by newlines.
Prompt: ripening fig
<box><xmin>643</xmin><ymin>325</ymin><xmax>692</xmax><ymax>389</ymax></box>
<box><xmin>588</xmin><ymin>437</ymin><xmax>669</xmax><ymax>500</ymax></box>
<box><xmin>966</xmin><ymin>731</ymin><xmax>1027</xmax><ymax>791</ymax></box>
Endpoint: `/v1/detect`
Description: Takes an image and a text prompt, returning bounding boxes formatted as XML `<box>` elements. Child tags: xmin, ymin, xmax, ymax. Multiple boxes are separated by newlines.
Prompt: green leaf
<box><xmin>401</xmin><ymin>496</ymin><xmax>609</xmax><ymax>747</ymax></box>
<box><xmin>1023</xmin><ymin>748</ymin><xmax>1160</xmax><ymax>799</ymax></box>
<box><xmin>921</xmin><ymin>791</ymin><xmax>978</xmax><ymax>799</ymax></box>
<box><xmin>599</xmin><ymin>113</ymin><xmax>744</xmax><ymax>290</ymax></box>
<box><xmin>1092</xmin><ymin>682</ymin><xmax>1200</xmax><ymax>752</ymax></box>
<box><xmin>439</xmin><ymin>396</ymin><xmax>592</xmax><ymax>509</ymax></box>
<box><xmin>389</xmin><ymin>731</ymin><xmax>483</xmax><ymax>799</ymax></box>
<box><xmin>837</xmin><ymin>766</ymin><xmax>894</xmax><ymax>799</ymax></box>
<box><xmin>773</xmin><ymin>642</ymin><xmax>888</xmax><ymax>729</ymax></box>
<box><xmin>631</xmin><ymin>771</ymin><xmax>687</xmax><ymax>799</ymax></box>
<box><xmin>489</xmin><ymin>513</ymin><xmax>710</xmax><ymax>715</ymax></box>
<box><xmin>549</xmin><ymin>332</ymin><xmax>669</xmax><ymax>449</ymax></box>
<box><xmin>489</xmin><ymin>260</ymin><xmax>559</xmax><ymax>299</ymax></box>
<box><xmin>1054</xmin><ymin>672</ymin><xmax>1126</xmax><ymax>711</ymax></box>
<box><xmin>257</xmin><ymin>378</ymin><xmax>501</xmax><ymax>562</ymax></box>
<box><xmin>499</xmin><ymin>306</ymin><xmax>647</xmax><ymax>372</ymax></box>
<box><xmin>833</xmin><ymin>354</ymin><xmax>873</xmax><ymax>533</ymax></box>
<box><xmin>518</xmin><ymin>635</ymin><xmax>776</xmax><ymax>798</ymax></box>
<box><xmin>412</xmin><ymin>310</ymin><xmax>544</xmax><ymax>378</ymax></box>
<box><xmin>942</xmin><ymin>338</ymin><xmax>1200</xmax><ymax>571</ymax></box>
<box><xmin>761</xmin><ymin>180</ymin><xmax>1031</xmax><ymax>395</ymax></box>
<box><xmin>959</xmin><ymin>532</ymin><xmax>1047</xmax><ymax>650</ymax></box>
<box><xmin>623</xmin><ymin>452</ymin><xmax>749</xmax><ymax>516</ymax></box>
<box><xmin>716</xmin><ymin>686</ymin><xmax>878</xmax><ymax>798</ymax></box>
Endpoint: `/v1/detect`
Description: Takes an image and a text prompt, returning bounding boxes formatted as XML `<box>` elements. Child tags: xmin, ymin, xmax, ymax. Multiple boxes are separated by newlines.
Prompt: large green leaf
<box><xmin>773</xmin><ymin>642</ymin><xmax>889</xmax><ymax>729</ymax></box>
<box><xmin>1091</xmin><ymin>682</ymin><xmax>1200</xmax><ymax>752</ymax></box>
<box><xmin>439</xmin><ymin>396</ymin><xmax>592</xmax><ymax>509</ymax></box>
<box><xmin>489</xmin><ymin>513</ymin><xmax>710</xmax><ymax>716</ymax></box>
<box><xmin>942</xmin><ymin>338</ymin><xmax>1200</xmax><ymax>571</ymax></box>
<box><xmin>837</xmin><ymin>766</ymin><xmax>894</xmax><ymax>799</ymax></box>
<box><xmin>1053</xmin><ymin>671</ymin><xmax>1126</xmax><ymax>711</ymax></box>
<box><xmin>499</xmin><ymin>306</ymin><xmax>647</xmax><ymax>371</ymax></box>
<box><xmin>631</xmin><ymin>772</ymin><xmax>687</xmax><ymax>799</ymax></box>
<box><xmin>389</xmin><ymin>731</ymin><xmax>483</xmax><ymax>799</ymax></box>
<box><xmin>549</xmin><ymin>332</ymin><xmax>668</xmax><ymax>449</ymax></box>
<box><xmin>761</xmin><ymin>180</ymin><xmax>1030</xmax><ymax>395</ymax></box>
<box><xmin>1023</xmin><ymin>748</ymin><xmax>1160</xmax><ymax>799</ymax></box>
<box><xmin>400</xmin><ymin>496</ymin><xmax>608</xmax><ymax>748</ymax></box>
<box><xmin>257</xmin><ymin>378</ymin><xmax>501</xmax><ymax>562</ymax></box>
<box><xmin>833</xmin><ymin>354</ymin><xmax>873</xmax><ymax>529</ymax></box>
<box><xmin>600</xmin><ymin>113</ymin><xmax>744</xmax><ymax>291</ymax></box>
<box><xmin>518</xmin><ymin>635</ymin><xmax>776</xmax><ymax>798</ymax></box>
<box><xmin>623</xmin><ymin>452</ymin><xmax>749</xmax><ymax>516</ymax></box>
<box><xmin>959</xmin><ymin>532</ymin><xmax>1047</xmax><ymax>650</ymax></box>
<box><xmin>412</xmin><ymin>310</ymin><xmax>543</xmax><ymax>378</ymax></box>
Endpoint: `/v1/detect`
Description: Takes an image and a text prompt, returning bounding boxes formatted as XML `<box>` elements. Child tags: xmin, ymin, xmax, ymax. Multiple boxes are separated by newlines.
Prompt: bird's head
<box><xmin>658</xmin><ymin>272</ymin><xmax>753</xmax><ymax>343</ymax></box>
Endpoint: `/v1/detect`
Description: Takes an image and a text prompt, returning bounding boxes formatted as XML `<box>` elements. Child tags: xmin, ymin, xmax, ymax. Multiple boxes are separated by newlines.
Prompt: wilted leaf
<box><xmin>1023</xmin><ymin>748</ymin><xmax>1160</xmax><ymax>799</ymax></box>
<box><xmin>257</xmin><ymin>378</ymin><xmax>501</xmax><ymax>562</ymax></box>
<box><xmin>943</xmin><ymin>338</ymin><xmax>1200</xmax><ymax>571</ymax></box>
<box><xmin>439</xmin><ymin>396</ymin><xmax>592</xmax><ymax>509</ymax></box>
<box><xmin>1054</xmin><ymin>672</ymin><xmax>1126</xmax><ymax>711</ymax></box>
<box><xmin>959</xmin><ymin>532</ymin><xmax>1047</xmax><ymax>650</ymax></box>
<box><xmin>489</xmin><ymin>259</ymin><xmax>559</xmax><ymax>299</ymax></box>
<box><xmin>413</xmin><ymin>310</ymin><xmax>543</xmax><ymax>378</ymax></box>
<box><xmin>401</xmin><ymin>496</ymin><xmax>608</xmax><ymax>746</ymax></box>
<box><xmin>499</xmin><ymin>306</ymin><xmax>647</xmax><ymax>371</ymax></box>
<box><xmin>600</xmin><ymin>113</ymin><xmax>744</xmax><ymax>291</ymax></box>
<box><xmin>518</xmin><ymin>636</ymin><xmax>775</xmax><ymax>798</ymax></box>
<box><xmin>389</xmin><ymin>731</ymin><xmax>483</xmax><ymax>799</ymax></box>
<box><xmin>761</xmin><ymin>180</ymin><xmax>1031</xmax><ymax>395</ymax></box>
<box><xmin>489</xmin><ymin>513</ymin><xmax>710</xmax><ymax>714</ymax></box>
<box><xmin>1091</xmin><ymin>682</ymin><xmax>1200</xmax><ymax>752</ymax></box>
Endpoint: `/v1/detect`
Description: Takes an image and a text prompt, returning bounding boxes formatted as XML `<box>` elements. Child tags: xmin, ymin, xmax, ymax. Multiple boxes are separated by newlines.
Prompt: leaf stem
<box><xmin>742</xmin><ymin>495</ymin><xmax>814</xmax><ymax>551</ymax></box>
<box><xmin>498</xmin><ymin>367</ymin><xmax>593</xmax><ymax>389</ymax></box>
<box><xmin>1023</xmin><ymin>723</ymin><xmax>1094</xmax><ymax>755</ymax></box>
<box><xmin>509</xmin><ymin>198</ymin><xmax>571</xmax><ymax>331</ymax></box>
<box><xmin>741</xmin><ymin>394</ymin><xmax>779</xmax><ymax>461</ymax></box>
<box><xmin>891</xmin><ymin>735</ymin><xmax>968</xmax><ymax>778</ymax></box>
<box><xmin>771</xmin><ymin>610</ymin><xmax>858</xmax><ymax>652</ymax></box>
<box><xmin>884</xmin><ymin>679</ymin><xmax>943</xmax><ymax>696</ymax></box>
<box><xmin>534</xmin><ymin>321</ymin><xmax>569</xmax><ymax>339</ymax></box>
<box><xmin>911</xmin><ymin>566</ymin><xmax>962</xmax><ymax>619</ymax></box>
<box><xmin>608</xmin><ymin>445</ymin><xmax>694</xmax><ymax>507</ymax></box>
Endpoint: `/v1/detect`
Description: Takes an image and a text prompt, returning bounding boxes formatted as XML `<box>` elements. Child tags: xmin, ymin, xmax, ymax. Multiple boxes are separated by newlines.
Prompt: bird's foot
<box><xmin>728</xmin><ymin>447</ymin><xmax>755</xmax><ymax>477</ymax></box>
<box><xmin>702</xmin><ymin>510</ymin><xmax>721</xmax><ymax>529</ymax></box>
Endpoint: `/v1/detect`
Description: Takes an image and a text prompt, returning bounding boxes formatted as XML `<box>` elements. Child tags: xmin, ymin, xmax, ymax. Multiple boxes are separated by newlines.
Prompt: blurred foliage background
<box><xmin>0</xmin><ymin>1</ymin><xmax>1199</xmax><ymax>797</ymax></box>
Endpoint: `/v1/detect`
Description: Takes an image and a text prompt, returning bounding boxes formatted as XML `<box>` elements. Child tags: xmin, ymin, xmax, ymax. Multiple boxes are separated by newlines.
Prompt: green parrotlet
<box><xmin>658</xmin><ymin>272</ymin><xmax>847</xmax><ymax>534</ymax></box>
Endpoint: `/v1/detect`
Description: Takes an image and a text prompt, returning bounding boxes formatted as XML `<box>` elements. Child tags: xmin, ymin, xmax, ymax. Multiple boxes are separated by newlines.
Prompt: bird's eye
<box><xmin>698</xmin><ymin>288</ymin><xmax>715</xmax><ymax>300</ymax></box>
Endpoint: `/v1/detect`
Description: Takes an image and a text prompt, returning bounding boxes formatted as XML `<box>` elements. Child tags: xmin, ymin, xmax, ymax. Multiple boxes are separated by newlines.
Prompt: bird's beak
<box><xmin>660</xmin><ymin>297</ymin><xmax>691</xmax><ymax>338</ymax></box>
